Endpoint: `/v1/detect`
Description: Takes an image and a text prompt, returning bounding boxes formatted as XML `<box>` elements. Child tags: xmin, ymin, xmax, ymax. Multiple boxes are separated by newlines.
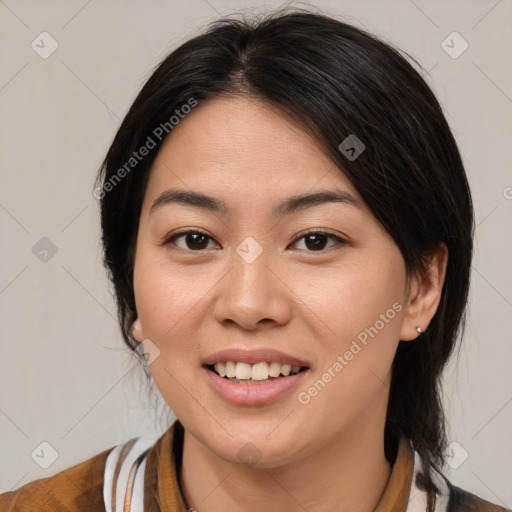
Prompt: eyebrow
<box><xmin>150</xmin><ymin>188</ymin><xmax>362</xmax><ymax>217</ymax></box>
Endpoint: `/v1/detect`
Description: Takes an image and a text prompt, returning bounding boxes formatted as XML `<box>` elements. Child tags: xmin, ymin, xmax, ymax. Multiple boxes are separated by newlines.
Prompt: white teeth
<box><xmin>280</xmin><ymin>364</ymin><xmax>291</xmax><ymax>376</ymax></box>
<box><xmin>225</xmin><ymin>361</ymin><xmax>236</xmax><ymax>378</ymax></box>
<box><xmin>251</xmin><ymin>362</ymin><xmax>269</xmax><ymax>381</ymax></box>
<box><xmin>212</xmin><ymin>361</ymin><xmax>305</xmax><ymax>380</ymax></box>
<box><xmin>269</xmin><ymin>362</ymin><xmax>282</xmax><ymax>377</ymax></box>
<box><xmin>235</xmin><ymin>362</ymin><xmax>252</xmax><ymax>379</ymax></box>
<box><xmin>214</xmin><ymin>362</ymin><xmax>226</xmax><ymax>377</ymax></box>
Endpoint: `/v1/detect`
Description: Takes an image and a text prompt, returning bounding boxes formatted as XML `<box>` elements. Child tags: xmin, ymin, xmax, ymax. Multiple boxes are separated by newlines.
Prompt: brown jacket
<box><xmin>0</xmin><ymin>421</ymin><xmax>509</xmax><ymax>511</ymax></box>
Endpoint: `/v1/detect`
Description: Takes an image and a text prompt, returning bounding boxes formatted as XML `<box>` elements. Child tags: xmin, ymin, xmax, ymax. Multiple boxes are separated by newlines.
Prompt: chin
<box><xmin>216</xmin><ymin>441</ymin><xmax>297</xmax><ymax>470</ymax></box>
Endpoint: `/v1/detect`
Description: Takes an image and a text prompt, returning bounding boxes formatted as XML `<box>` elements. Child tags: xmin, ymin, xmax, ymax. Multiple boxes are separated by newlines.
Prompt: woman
<box><xmin>1</xmin><ymin>8</ymin><xmax>508</xmax><ymax>512</ymax></box>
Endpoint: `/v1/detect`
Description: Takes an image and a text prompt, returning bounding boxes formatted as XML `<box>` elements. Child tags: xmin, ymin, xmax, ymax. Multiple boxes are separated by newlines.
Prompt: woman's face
<box><xmin>133</xmin><ymin>95</ymin><xmax>414</xmax><ymax>467</ymax></box>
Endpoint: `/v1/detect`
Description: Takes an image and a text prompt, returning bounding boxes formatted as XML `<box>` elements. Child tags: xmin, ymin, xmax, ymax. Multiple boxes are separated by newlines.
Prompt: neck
<box><xmin>179</xmin><ymin>409</ymin><xmax>393</xmax><ymax>512</ymax></box>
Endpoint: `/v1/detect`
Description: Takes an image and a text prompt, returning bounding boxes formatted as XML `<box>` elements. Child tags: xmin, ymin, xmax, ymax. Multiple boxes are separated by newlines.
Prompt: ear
<box><xmin>132</xmin><ymin>317</ymin><xmax>143</xmax><ymax>343</ymax></box>
<box><xmin>399</xmin><ymin>242</ymin><xmax>448</xmax><ymax>341</ymax></box>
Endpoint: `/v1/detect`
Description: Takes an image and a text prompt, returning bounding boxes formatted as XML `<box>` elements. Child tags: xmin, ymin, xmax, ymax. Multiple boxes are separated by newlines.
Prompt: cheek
<box><xmin>133</xmin><ymin>247</ymin><xmax>205</xmax><ymax>340</ymax></box>
<box><xmin>292</xmin><ymin>248</ymin><xmax>405</xmax><ymax>412</ymax></box>
<box><xmin>293</xmin><ymin>253</ymin><xmax>406</xmax><ymax>346</ymax></box>
<box><xmin>133</xmin><ymin>251</ymin><xmax>207</xmax><ymax>413</ymax></box>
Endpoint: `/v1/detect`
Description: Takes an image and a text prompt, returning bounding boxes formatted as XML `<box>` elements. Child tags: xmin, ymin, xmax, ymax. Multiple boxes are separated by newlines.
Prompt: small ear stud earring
<box><xmin>416</xmin><ymin>326</ymin><xmax>424</xmax><ymax>334</ymax></box>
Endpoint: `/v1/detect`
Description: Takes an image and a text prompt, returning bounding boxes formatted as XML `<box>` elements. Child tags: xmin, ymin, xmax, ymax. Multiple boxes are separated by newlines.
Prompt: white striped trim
<box><xmin>130</xmin><ymin>456</ymin><xmax>147</xmax><ymax>512</ymax></box>
<box><xmin>103</xmin><ymin>436</ymin><xmax>156</xmax><ymax>512</ymax></box>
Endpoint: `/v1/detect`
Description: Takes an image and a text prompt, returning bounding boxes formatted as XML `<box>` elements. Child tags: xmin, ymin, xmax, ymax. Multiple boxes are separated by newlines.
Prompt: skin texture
<box><xmin>132</xmin><ymin>95</ymin><xmax>448</xmax><ymax>512</ymax></box>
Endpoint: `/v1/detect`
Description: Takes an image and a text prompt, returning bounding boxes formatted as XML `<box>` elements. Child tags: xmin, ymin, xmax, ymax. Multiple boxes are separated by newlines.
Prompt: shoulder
<box><xmin>0</xmin><ymin>443</ymin><xmax>116</xmax><ymax>512</ymax></box>
<box><xmin>410</xmin><ymin>449</ymin><xmax>510</xmax><ymax>512</ymax></box>
<box><xmin>0</xmin><ymin>435</ymin><xmax>159</xmax><ymax>512</ymax></box>
<box><xmin>444</xmin><ymin>482</ymin><xmax>511</xmax><ymax>512</ymax></box>
<box><xmin>1</xmin><ymin>423</ymin><xmax>180</xmax><ymax>512</ymax></box>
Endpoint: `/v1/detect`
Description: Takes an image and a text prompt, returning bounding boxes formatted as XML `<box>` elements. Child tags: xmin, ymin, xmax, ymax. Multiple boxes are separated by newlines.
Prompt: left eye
<box><xmin>292</xmin><ymin>231</ymin><xmax>345</xmax><ymax>251</ymax></box>
<box><xmin>163</xmin><ymin>230</ymin><xmax>345</xmax><ymax>252</ymax></box>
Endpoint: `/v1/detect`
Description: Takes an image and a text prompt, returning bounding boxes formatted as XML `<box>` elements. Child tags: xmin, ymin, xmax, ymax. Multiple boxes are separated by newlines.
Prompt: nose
<box><xmin>212</xmin><ymin>243</ymin><xmax>292</xmax><ymax>331</ymax></box>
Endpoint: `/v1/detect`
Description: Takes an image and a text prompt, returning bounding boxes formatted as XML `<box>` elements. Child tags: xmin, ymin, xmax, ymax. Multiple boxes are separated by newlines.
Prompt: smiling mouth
<box><xmin>205</xmin><ymin>361</ymin><xmax>309</xmax><ymax>384</ymax></box>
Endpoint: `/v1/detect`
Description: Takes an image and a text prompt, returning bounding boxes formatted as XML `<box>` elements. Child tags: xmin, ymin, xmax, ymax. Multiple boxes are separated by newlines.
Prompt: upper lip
<box><xmin>202</xmin><ymin>348</ymin><xmax>310</xmax><ymax>368</ymax></box>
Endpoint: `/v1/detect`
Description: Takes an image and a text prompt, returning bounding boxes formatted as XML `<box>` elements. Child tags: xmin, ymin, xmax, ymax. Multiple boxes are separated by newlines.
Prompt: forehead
<box><xmin>142</xmin><ymin>95</ymin><xmax>363</xmax><ymax>214</ymax></box>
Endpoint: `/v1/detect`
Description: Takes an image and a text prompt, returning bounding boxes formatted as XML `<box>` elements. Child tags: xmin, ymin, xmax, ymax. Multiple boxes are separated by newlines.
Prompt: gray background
<box><xmin>1</xmin><ymin>0</ymin><xmax>511</xmax><ymax>507</ymax></box>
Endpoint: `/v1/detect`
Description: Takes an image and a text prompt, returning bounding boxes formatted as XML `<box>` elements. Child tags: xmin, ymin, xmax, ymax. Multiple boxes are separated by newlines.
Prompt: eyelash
<box><xmin>161</xmin><ymin>229</ymin><xmax>347</xmax><ymax>252</ymax></box>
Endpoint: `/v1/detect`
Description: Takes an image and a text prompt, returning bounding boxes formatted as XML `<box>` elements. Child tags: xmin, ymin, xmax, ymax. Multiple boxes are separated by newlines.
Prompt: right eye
<box><xmin>162</xmin><ymin>230</ymin><xmax>220</xmax><ymax>251</ymax></box>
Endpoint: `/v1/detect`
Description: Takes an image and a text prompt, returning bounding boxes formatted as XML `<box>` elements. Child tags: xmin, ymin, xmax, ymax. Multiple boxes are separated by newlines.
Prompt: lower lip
<box><xmin>202</xmin><ymin>366</ymin><xmax>309</xmax><ymax>406</ymax></box>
